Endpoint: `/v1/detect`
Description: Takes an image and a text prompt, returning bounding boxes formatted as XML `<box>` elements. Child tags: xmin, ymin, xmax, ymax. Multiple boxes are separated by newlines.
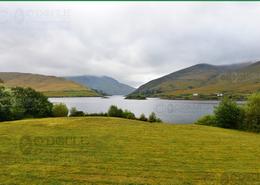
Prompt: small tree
<box><xmin>139</xmin><ymin>113</ymin><xmax>148</xmax><ymax>122</ymax></box>
<box><xmin>148</xmin><ymin>112</ymin><xmax>158</xmax><ymax>123</ymax></box>
<box><xmin>214</xmin><ymin>97</ymin><xmax>243</xmax><ymax>129</ymax></box>
<box><xmin>108</xmin><ymin>105</ymin><xmax>123</xmax><ymax>117</ymax></box>
<box><xmin>52</xmin><ymin>103</ymin><xmax>68</xmax><ymax>117</ymax></box>
<box><xmin>69</xmin><ymin>107</ymin><xmax>85</xmax><ymax>117</ymax></box>
<box><xmin>195</xmin><ymin>115</ymin><xmax>217</xmax><ymax>126</ymax></box>
<box><xmin>244</xmin><ymin>93</ymin><xmax>260</xmax><ymax>132</ymax></box>
<box><xmin>123</xmin><ymin>110</ymin><xmax>136</xmax><ymax>119</ymax></box>
<box><xmin>70</xmin><ymin>107</ymin><xmax>78</xmax><ymax>116</ymax></box>
<box><xmin>0</xmin><ymin>87</ymin><xmax>13</xmax><ymax>121</ymax></box>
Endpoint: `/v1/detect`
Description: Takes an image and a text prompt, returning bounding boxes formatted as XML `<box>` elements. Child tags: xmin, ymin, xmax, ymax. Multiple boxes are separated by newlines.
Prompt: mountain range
<box><xmin>1</xmin><ymin>61</ymin><xmax>259</xmax><ymax>99</ymax></box>
<box><xmin>65</xmin><ymin>75</ymin><xmax>135</xmax><ymax>95</ymax></box>
<box><xmin>127</xmin><ymin>61</ymin><xmax>260</xmax><ymax>100</ymax></box>
<box><xmin>0</xmin><ymin>72</ymin><xmax>99</xmax><ymax>97</ymax></box>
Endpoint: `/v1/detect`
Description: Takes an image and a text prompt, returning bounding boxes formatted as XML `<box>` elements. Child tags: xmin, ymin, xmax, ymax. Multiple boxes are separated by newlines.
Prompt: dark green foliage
<box><xmin>85</xmin><ymin>112</ymin><xmax>108</xmax><ymax>117</ymax></box>
<box><xmin>69</xmin><ymin>107</ymin><xmax>85</xmax><ymax>117</ymax></box>
<box><xmin>108</xmin><ymin>105</ymin><xmax>124</xmax><ymax>117</ymax></box>
<box><xmin>125</xmin><ymin>94</ymin><xmax>146</xmax><ymax>100</ymax></box>
<box><xmin>148</xmin><ymin>112</ymin><xmax>161</xmax><ymax>123</ymax></box>
<box><xmin>139</xmin><ymin>113</ymin><xmax>148</xmax><ymax>121</ymax></box>
<box><xmin>214</xmin><ymin>98</ymin><xmax>243</xmax><ymax>129</ymax></box>
<box><xmin>194</xmin><ymin>97</ymin><xmax>260</xmax><ymax>132</ymax></box>
<box><xmin>0</xmin><ymin>87</ymin><xmax>53</xmax><ymax>121</ymax></box>
<box><xmin>0</xmin><ymin>78</ymin><xmax>3</xmax><ymax>83</ymax></box>
<box><xmin>52</xmin><ymin>103</ymin><xmax>68</xmax><ymax>117</ymax></box>
<box><xmin>12</xmin><ymin>87</ymin><xmax>53</xmax><ymax>118</ymax></box>
<box><xmin>244</xmin><ymin>93</ymin><xmax>260</xmax><ymax>132</ymax></box>
<box><xmin>0</xmin><ymin>87</ymin><xmax>14</xmax><ymax>121</ymax></box>
<box><xmin>195</xmin><ymin>115</ymin><xmax>217</xmax><ymax>126</ymax></box>
<box><xmin>106</xmin><ymin>105</ymin><xmax>161</xmax><ymax>122</ymax></box>
<box><xmin>123</xmin><ymin>110</ymin><xmax>136</xmax><ymax>119</ymax></box>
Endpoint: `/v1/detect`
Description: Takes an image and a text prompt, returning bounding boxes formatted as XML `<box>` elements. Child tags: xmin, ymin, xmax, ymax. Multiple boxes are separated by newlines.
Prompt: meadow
<box><xmin>0</xmin><ymin>117</ymin><xmax>259</xmax><ymax>185</ymax></box>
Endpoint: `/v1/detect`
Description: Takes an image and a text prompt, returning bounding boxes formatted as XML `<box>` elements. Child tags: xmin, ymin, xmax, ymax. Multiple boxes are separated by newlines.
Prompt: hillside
<box><xmin>65</xmin><ymin>75</ymin><xmax>135</xmax><ymax>95</ymax></box>
<box><xmin>0</xmin><ymin>72</ymin><xmax>99</xmax><ymax>97</ymax></box>
<box><xmin>0</xmin><ymin>117</ymin><xmax>260</xmax><ymax>184</ymax></box>
<box><xmin>127</xmin><ymin>62</ymin><xmax>259</xmax><ymax>100</ymax></box>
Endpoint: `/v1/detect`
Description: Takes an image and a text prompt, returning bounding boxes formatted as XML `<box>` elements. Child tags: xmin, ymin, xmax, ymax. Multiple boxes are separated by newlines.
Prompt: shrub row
<box><xmin>0</xmin><ymin>86</ymin><xmax>162</xmax><ymax>123</ymax></box>
<box><xmin>195</xmin><ymin>93</ymin><xmax>260</xmax><ymax>133</ymax></box>
<box><xmin>67</xmin><ymin>105</ymin><xmax>162</xmax><ymax>123</ymax></box>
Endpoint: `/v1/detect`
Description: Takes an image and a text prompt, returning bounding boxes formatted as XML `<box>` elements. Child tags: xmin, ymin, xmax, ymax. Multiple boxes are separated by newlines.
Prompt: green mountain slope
<box><xmin>65</xmin><ymin>75</ymin><xmax>135</xmax><ymax>95</ymax></box>
<box><xmin>0</xmin><ymin>72</ymin><xmax>100</xmax><ymax>97</ymax></box>
<box><xmin>127</xmin><ymin>62</ymin><xmax>259</xmax><ymax>100</ymax></box>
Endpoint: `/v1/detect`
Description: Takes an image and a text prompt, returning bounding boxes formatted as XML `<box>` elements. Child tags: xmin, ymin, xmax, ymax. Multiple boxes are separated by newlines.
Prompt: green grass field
<box><xmin>0</xmin><ymin>117</ymin><xmax>260</xmax><ymax>185</ymax></box>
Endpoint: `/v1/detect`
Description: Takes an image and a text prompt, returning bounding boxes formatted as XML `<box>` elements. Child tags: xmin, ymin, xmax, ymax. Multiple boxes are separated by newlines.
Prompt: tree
<box><xmin>244</xmin><ymin>93</ymin><xmax>260</xmax><ymax>132</ymax></box>
<box><xmin>108</xmin><ymin>105</ymin><xmax>123</xmax><ymax>117</ymax></box>
<box><xmin>12</xmin><ymin>87</ymin><xmax>53</xmax><ymax>118</ymax></box>
<box><xmin>123</xmin><ymin>110</ymin><xmax>136</xmax><ymax>119</ymax></box>
<box><xmin>52</xmin><ymin>103</ymin><xmax>68</xmax><ymax>117</ymax></box>
<box><xmin>139</xmin><ymin>113</ymin><xmax>148</xmax><ymax>121</ymax></box>
<box><xmin>0</xmin><ymin>87</ymin><xmax>25</xmax><ymax>121</ymax></box>
<box><xmin>214</xmin><ymin>97</ymin><xmax>243</xmax><ymax>129</ymax></box>
<box><xmin>0</xmin><ymin>87</ymin><xmax>13</xmax><ymax>121</ymax></box>
<box><xmin>149</xmin><ymin>112</ymin><xmax>158</xmax><ymax>123</ymax></box>
<box><xmin>69</xmin><ymin>107</ymin><xmax>85</xmax><ymax>117</ymax></box>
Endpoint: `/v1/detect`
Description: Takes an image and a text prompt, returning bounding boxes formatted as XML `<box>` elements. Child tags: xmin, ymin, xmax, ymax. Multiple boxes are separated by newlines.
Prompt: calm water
<box><xmin>49</xmin><ymin>96</ymin><xmax>220</xmax><ymax>124</ymax></box>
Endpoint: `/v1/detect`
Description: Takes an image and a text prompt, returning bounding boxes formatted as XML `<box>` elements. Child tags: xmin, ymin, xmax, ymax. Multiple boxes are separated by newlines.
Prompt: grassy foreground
<box><xmin>0</xmin><ymin>117</ymin><xmax>260</xmax><ymax>185</ymax></box>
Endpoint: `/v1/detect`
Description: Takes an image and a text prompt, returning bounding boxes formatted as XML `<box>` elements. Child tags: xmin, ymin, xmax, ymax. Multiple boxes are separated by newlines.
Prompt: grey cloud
<box><xmin>1</xmin><ymin>2</ymin><xmax>260</xmax><ymax>87</ymax></box>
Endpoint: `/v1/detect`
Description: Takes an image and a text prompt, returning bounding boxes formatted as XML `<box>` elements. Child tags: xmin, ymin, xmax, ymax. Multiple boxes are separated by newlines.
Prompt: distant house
<box><xmin>193</xmin><ymin>93</ymin><xmax>199</xmax><ymax>96</ymax></box>
<box><xmin>217</xmin><ymin>93</ymin><xmax>223</xmax><ymax>97</ymax></box>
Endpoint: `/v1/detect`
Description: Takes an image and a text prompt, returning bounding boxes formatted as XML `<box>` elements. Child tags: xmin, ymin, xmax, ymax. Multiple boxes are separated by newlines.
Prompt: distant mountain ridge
<box><xmin>0</xmin><ymin>72</ymin><xmax>99</xmax><ymax>97</ymax></box>
<box><xmin>127</xmin><ymin>62</ymin><xmax>260</xmax><ymax>100</ymax></box>
<box><xmin>65</xmin><ymin>75</ymin><xmax>135</xmax><ymax>95</ymax></box>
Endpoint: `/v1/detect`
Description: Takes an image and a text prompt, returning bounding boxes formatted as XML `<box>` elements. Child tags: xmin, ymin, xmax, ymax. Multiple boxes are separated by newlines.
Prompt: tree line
<box><xmin>53</xmin><ymin>104</ymin><xmax>162</xmax><ymax>123</ymax></box>
<box><xmin>0</xmin><ymin>86</ymin><xmax>161</xmax><ymax>123</ymax></box>
<box><xmin>196</xmin><ymin>93</ymin><xmax>260</xmax><ymax>132</ymax></box>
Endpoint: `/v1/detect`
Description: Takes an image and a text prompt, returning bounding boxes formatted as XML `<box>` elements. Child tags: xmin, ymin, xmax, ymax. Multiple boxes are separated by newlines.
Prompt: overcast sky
<box><xmin>1</xmin><ymin>2</ymin><xmax>260</xmax><ymax>87</ymax></box>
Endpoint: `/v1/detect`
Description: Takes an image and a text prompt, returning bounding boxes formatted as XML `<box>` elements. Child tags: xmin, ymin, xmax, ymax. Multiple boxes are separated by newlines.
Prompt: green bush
<box><xmin>85</xmin><ymin>112</ymin><xmax>107</xmax><ymax>117</ymax></box>
<box><xmin>123</xmin><ymin>110</ymin><xmax>136</xmax><ymax>119</ymax></box>
<box><xmin>108</xmin><ymin>105</ymin><xmax>124</xmax><ymax>117</ymax></box>
<box><xmin>214</xmin><ymin>97</ymin><xmax>243</xmax><ymax>129</ymax></box>
<box><xmin>52</xmin><ymin>103</ymin><xmax>69</xmax><ymax>117</ymax></box>
<box><xmin>69</xmin><ymin>107</ymin><xmax>85</xmax><ymax>117</ymax></box>
<box><xmin>195</xmin><ymin>115</ymin><xmax>217</xmax><ymax>126</ymax></box>
<box><xmin>244</xmin><ymin>93</ymin><xmax>260</xmax><ymax>132</ymax></box>
<box><xmin>148</xmin><ymin>112</ymin><xmax>161</xmax><ymax>123</ymax></box>
<box><xmin>139</xmin><ymin>113</ymin><xmax>148</xmax><ymax>121</ymax></box>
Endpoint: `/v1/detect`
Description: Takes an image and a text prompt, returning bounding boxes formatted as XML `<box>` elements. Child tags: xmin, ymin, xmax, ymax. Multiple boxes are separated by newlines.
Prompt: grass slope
<box><xmin>128</xmin><ymin>62</ymin><xmax>260</xmax><ymax>99</ymax></box>
<box><xmin>0</xmin><ymin>72</ymin><xmax>99</xmax><ymax>97</ymax></box>
<box><xmin>0</xmin><ymin>117</ymin><xmax>259</xmax><ymax>184</ymax></box>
